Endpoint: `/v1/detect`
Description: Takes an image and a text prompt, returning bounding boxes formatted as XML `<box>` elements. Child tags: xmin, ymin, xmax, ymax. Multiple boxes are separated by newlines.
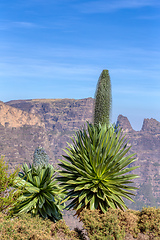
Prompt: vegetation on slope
<box><xmin>0</xmin><ymin>212</ymin><xmax>78</xmax><ymax>240</ymax></box>
<box><xmin>0</xmin><ymin>156</ymin><xmax>20</xmax><ymax>213</ymax></box>
<box><xmin>1</xmin><ymin>207</ymin><xmax>160</xmax><ymax>239</ymax></box>
<box><xmin>79</xmin><ymin>208</ymin><xmax>160</xmax><ymax>239</ymax></box>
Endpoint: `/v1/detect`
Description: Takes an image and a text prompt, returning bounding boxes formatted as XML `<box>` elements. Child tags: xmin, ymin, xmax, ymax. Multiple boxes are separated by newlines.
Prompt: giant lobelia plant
<box><xmin>57</xmin><ymin>70</ymin><xmax>139</xmax><ymax>216</ymax></box>
<box><xmin>12</xmin><ymin>147</ymin><xmax>64</xmax><ymax>222</ymax></box>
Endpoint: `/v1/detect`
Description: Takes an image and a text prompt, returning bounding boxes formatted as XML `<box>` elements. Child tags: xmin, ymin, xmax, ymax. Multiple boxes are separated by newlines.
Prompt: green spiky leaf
<box><xmin>12</xmin><ymin>164</ymin><xmax>65</xmax><ymax>222</ymax></box>
<box><xmin>57</xmin><ymin>123</ymin><xmax>139</xmax><ymax>216</ymax></box>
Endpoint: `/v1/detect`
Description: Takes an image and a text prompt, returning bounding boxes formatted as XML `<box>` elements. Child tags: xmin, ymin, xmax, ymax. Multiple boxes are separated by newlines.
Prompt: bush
<box><xmin>79</xmin><ymin>208</ymin><xmax>125</xmax><ymax>240</ymax></box>
<box><xmin>80</xmin><ymin>207</ymin><xmax>160</xmax><ymax>239</ymax></box>
<box><xmin>0</xmin><ymin>155</ymin><xmax>20</xmax><ymax>214</ymax></box>
<box><xmin>138</xmin><ymin>207</ymin><xmax>160</xmax><ymax>237</ymax></box>
<box><xmin>116</xmin><ymin>209</ymin><xmax>139</xmax><ymax>238</ymax></box>
<box><xmin>0</xmin><ymin>212</ymin><xmax>78</xmax><ymax>240</ymax></box>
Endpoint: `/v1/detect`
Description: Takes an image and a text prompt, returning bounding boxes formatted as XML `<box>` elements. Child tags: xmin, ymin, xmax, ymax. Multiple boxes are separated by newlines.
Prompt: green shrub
<box><xmin>138</xmin><ymin>207</ymin><xmax>160</xmax><ymax>237</ymax></box>
<box><xmin>0</xmin><ymin>212</ymin><xmax>78</xmax><ymax>240</ymax></box>
<box><xmin>116</xmin><ymin>209</ymin><xmax>139</xmax><ymax>238</ymax></box>
<box><xmin>0</xmin><ymin>155</ymin><xmax>20</xmax><ymax>214</ymax></box>
<box><xmin>80</xmin><ymin>207</ymin><xmax>160</xmax><ymax>239</ymax></box>
<box><xmin>80</xmin><ymin>208</ymin><xmax>125</xmax><ymax>240</ymax></box>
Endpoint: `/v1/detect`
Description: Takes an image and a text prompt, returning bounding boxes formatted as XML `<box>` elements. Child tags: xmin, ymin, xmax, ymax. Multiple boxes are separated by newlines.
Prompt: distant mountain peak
<box><xmin>141</xmin><ymin>118</ymin><xmax>160</xmax><ymax>133</ymax></box>
<box><xmin>116</xmin><ymin>114</ymin><xmax>133</xmax><ymax>132</ymax></box>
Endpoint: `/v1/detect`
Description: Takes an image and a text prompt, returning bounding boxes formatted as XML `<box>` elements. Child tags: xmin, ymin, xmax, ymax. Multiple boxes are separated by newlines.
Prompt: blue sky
<box><xmin>0</xmin><ymin>0</ymin><xmax>160</xmax><ymax>130</ymax></box>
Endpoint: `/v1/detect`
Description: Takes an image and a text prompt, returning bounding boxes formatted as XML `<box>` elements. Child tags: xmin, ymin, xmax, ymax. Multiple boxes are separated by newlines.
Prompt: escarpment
<box><xmin>0</xmin><ymin>98</ymin><xmax>159</xmax><ymax>210</ymax></box>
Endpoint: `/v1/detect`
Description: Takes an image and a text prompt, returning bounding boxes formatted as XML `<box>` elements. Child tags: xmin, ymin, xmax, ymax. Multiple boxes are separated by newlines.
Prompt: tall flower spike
<box><xmin>93</xmin><ymin>70</ymin><xmax>112</xmax><ymax>127</ymax></box>
<box><xmin>32</xmin><ymin>147</ymin><xmax>49</xmax><ymax>169</ymax></box>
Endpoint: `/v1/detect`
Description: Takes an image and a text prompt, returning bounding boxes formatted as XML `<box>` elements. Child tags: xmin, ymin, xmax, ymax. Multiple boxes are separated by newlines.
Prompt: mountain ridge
<box><xmin>0</xmin><ymin>98</ymin><xmax>159</xmax><ymax>211</ymax></box>
<box><xmin>5</xmin><ymin>98</ymin><xmax>158</xmax><ymax>132</ymax></box>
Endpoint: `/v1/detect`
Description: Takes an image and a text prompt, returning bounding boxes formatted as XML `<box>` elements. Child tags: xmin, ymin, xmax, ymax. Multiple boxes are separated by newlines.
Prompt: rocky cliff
<box><xmin>5</xmin><ymin>98</ymin><xmax>94</xmax><ymax>167</ymax></box>
<box><xmin>117</xmin><ymin>114</ymin><xmax>160</xmax><ymax>209</ymax></box>
<box><xmin>0</xmin><ymin>98</ymin><xmax>159</xmax><ymax>211</ymax></box>
<box><xmin>0</xmin><ymin>101</ymin><xmax>45</xmax><ymax>128</ymax></box>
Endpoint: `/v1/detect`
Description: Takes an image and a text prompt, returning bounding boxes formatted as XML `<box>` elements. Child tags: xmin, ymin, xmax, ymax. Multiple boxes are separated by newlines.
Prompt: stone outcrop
<box><xmin>116</xmin><ymin>114</ymin><xmax>134</xmax><ymax>133</ymax></box>
<box><xmin>141</xmin><ymin>118</ymin><xmax>160</xmax><ymax>133</ymax></box>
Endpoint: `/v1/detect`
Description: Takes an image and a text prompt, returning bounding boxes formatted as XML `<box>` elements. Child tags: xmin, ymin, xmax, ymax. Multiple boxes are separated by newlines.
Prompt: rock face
<box><xmin>0</xmin><ymin>101</ymin><xmax>52</xmax><ymax>169</ymax></box>
<box><xmin>6</xmin><ymin>98</ymin><xmax>94</xmax><ymax>131</ymax></box>
<box><xmin>116</xmin><ymin>116</ymin><xmax>160</xmax><ymax>210</ymax></box>
<box><xmin>1</xmin><ymin>98</ymin><xmax>94</xmax><ymax>169</ymax></box>
<box><xmin>0</xmin><ymin>98</ymin><xmax>160</xmax><ymax>211</ymax></box>
<box><xmin>0</xmin><ymin>101</ymin><xmax>44</xmax><ymax>128</ymax></box>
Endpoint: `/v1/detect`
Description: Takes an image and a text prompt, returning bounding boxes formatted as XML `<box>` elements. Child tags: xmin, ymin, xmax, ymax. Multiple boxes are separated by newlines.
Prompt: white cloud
<box><xmin>0</xmin><ymin>21</ymin><xmax>38</xmax><ymax>30</ymax></box>
<box><xmin>13</xmin><ymin>21</ymin><xmax>37</xmax><ymax>28</ymax></box>
<box><xmin>0</xmin><ymin>17</ymin><xmax>78</xmax><ymax>31</ymax></box>
<box><xmin>0</xmin><ymin>57</ymin><xmax>99</xmax><ymax>79</ymax></box>
<box><xmin>0</xmin><ymin>45</ymin><xmax>160</xmax><ymax>83</ymax></box>
<box><xmin>136</xmin><ymin>15</ymin><xmax>160</xmax><ymax>20</ymax></box>
<box><xmin>113</xmin><ymin>87</ymin><xmax>160</xmax><ymax>97</ymax></box>
<box><xmin>75</xmin><ymin>0</ymin><xmax>160</xmax><ymax>13</ymax></box>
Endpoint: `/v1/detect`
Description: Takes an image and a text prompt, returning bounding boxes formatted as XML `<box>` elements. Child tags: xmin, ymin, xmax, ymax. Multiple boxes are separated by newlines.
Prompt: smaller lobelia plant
<box><xmin>12</xmin><ymin>147</ymin><xmax>65</xmax><ymax>222</ymax></box>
